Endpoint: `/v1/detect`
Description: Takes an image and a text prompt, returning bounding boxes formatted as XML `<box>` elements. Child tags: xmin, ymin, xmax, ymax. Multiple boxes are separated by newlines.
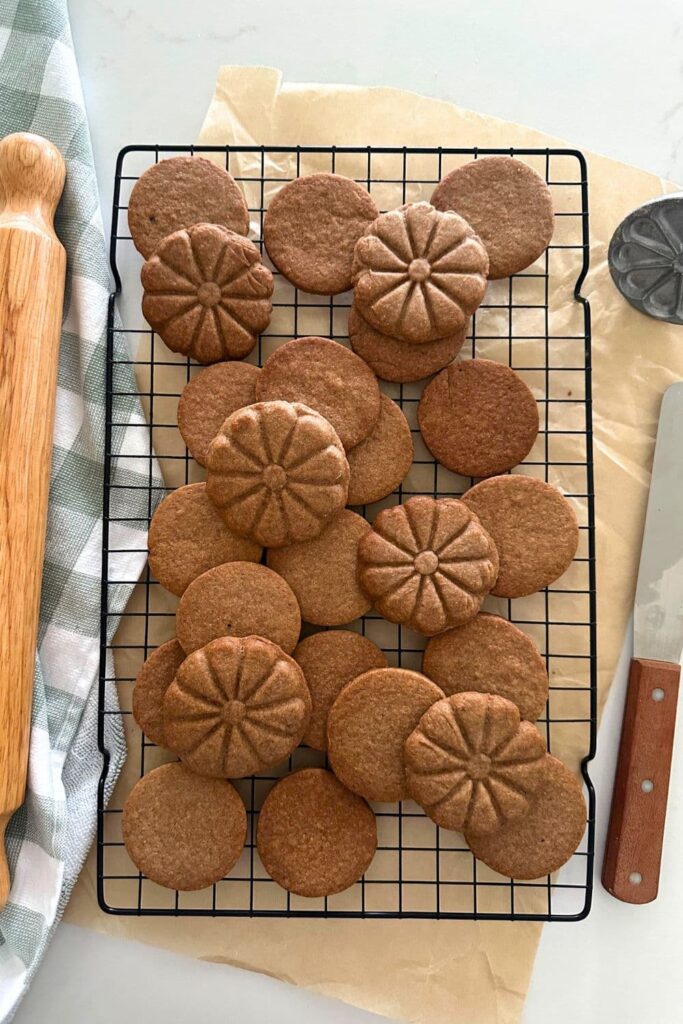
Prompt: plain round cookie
<box><xmin>293</xmin><ymin>630</ymin><xmax>388</xmax><ymax>750</ymax></box>
<box><xmin>148</xmin><ymin>483</ymin><xmax>262</xmax><ymax>596</ymax></box>
<box><xmin>405</xmin><ymin>693</ymin><xmax>546</xmax><ymax>834</ymax></box>
<box><xmin>348</xmin><ymin>305</ymin><xmax>466</xmax><ymax>383</ymax></box>
<box><xmin>132</xmin><ymin>638</ymin><xmax>186</xmax><ymax>746</ymax></box>
<box><xmin>346</xmin><ymin>394</ymin><xmax>414</xmax><ymax>505</ymax></box>
<box><xmin>256</xmin><ymin>768</ymin><xmax>377</xmax><ymax>897</ymax></box>
<box><xmin>267</xmin><ymin>509</ymin><xmax>371</xmax><ymax>626</ymax></box>
<box><xmin>128</xmin><ymin>156</ymin><xmax>249</xmax><ymax>259</ymax></box>
<box><xmin>263</xmin><ymin>173</ymin><xmax>378</xmax><ymax>294</ymax></box>
<box><xmin>431</xmin><ymin>156</ymin><xmax>554</xmax><ymax>279</ymax></box>
<box><xmin>122</xmin><ymin>762</ymin><xmax>247</xmax><ymax>891</ymax></box>
<box><xmin>178</xmin><ymin>362</ymin><xmax>260</xmax><ymax>467</ymax></box>
<box><xmin>176</xmin><ymin>561</ymin><xmax>301</xmax><ymax>655</ymax></box>
<box><xmin>422</xmin><ymin>613</ymin><xmax>549</xmax><ymax>721</ymax></box>
<box><xmin>327</xmin><ymin>668</ymin><xmax>444</xmax><ymax>802</ymax></box>
<box><xmin>462</xmin><ymin>475</ymin><xmax>579</xmax><ymax>598</ymax></box>
<box><xmin>465</xmin><ymin>756</ymin><xmax>587</xmax><ymax>879</ymax></box>
<box><xmin>418</xmin><ymin>359</ymin><xmax>539</xmax><ymax>478</ymax></box>
<box><xmin>256</xmin><ymin>337</ymin><xmax>381</xmax><ymax>450</ymax></box>
<box><xmin>206</xmin><ymin>400</ymin><xmax>349</xmax><ymax>547</ymax></box>
<box><xmin>163</xmin><ymin>636</ymin><xmax>311</xmax><ymax>777</ymax></box>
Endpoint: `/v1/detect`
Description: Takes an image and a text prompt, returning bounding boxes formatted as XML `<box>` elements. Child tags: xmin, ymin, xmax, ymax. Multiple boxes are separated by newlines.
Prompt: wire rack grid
<box><xmin>98</xmin><ymin>143</ymin><xmax>596</xmax><ymax>921</ymax></box>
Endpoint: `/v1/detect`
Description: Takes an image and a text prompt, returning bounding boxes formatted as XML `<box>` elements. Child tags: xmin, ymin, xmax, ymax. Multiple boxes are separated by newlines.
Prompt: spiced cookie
<box><xmin>132</xmin><ymin>638</ymin><xmax>185</xmax><ymax>746</ymax></box>
<box><xmin>147</xmin><ymin>483</ymin><xmax>262</xmax><ymax>596</ymax></box>
<box><xmin>268</xmin><ymin>509</ymin><xmax>371</xmax><ymax>626</ymax></box>
<box><xmin>141</xmin><ymin>224</ymin><xmax>273</xmax><ymax>363</ymax></box>
<box><xmin>122</xmin><ymin>762</ymin><xmax>247</xmax><ymax>891</ymax></box>
<box><xmin>263</xmin><ymin>173</ymin><xmax>378</xmax><ymax>294</ymax></box>
<box><xmin>404</xmin><ymin>693</ymin><xmax>547</xmax><ymax>834</ymax></box>
<box><xmin>176</xmin><ymin>561</ymin><xmax>301</xmax><ymax>655</ymax></box>
<box><xmin>465</xmin><ymin>756</ymin><xmax>587</xmax><ymax>879</ymax></box>
<box><xmin>256</xmin><ymin>337</ymin><xmax>381</xmax><ymax>450</ymax></box>
<box><xmin>352</xmin><ymin>202</ymin><xmax>488</xmax><ymax>343</ymax></box>
<box><xmin>293</xmin><ymin>630</ymin><xmax>388</xmax><ymax>750</ymax></box>
<box><xmin>163</xmin><ymin>635</ymin><xmax>311</xmax><ymax>777</ymax></box>
<box><xmin>348</xmin><ymin>305</ymin><xmax>466</xmax><ymax>383</ymax></box>
<box><xmin>422</xmin><ymin>613</ymin><xmax>548</xmax><ymax>722</ymax></box>
<box><xmin>206</xmin><ymin>400</ymin><xmax>349</xmax><ymax>547</ymax></box>
<box><xmin>418</xmin><ymin>359</ymin><xmax>539</xmax><ymax>477</ymax></box>
<box><xmin>346</xmin><ymin>394</ymin><xmax>414</xmax><ymax>506</ymax></box>
<box><xmin>327</xmin><ymin>668</ymin><xmax>444</xmax><ymax>802</ymax></box>
<box><xmin>462</xmin><ymin>475</ymin><xmax>579</xmax><ymax>597</ymax></box>
<box><xmin>128</xmin><ymin>156</ymin><xmax>249</xmax><ymax>259</ymax></box>
<box><xmin>357</xmin><ymin>497</ymin><xmax>498</xmax><ymax>636</ymax></box>
<box><xmin>257</xmin><ymin>768</ymin><xmax>377</xmax><ymax>897</ymax></box>
<box><xmin>431</xmin><ymin>156</ymin><xmax>554</xmax><ymax>279</ymax></box>
<box><xmin>177</xmin><ymin>361</ymin><xmax>260</xmax><ymax>467</ymax></box>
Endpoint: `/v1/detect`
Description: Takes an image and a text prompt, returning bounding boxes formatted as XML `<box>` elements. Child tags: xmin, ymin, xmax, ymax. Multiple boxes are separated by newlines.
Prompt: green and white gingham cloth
<box><xmin>0</xmin><ymin>1</ymin><xmax>158</xmax><ymax>1018</ymax></box>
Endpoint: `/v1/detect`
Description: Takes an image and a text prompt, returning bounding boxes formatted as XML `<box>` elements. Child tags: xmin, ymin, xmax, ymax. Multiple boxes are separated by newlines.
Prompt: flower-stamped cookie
<box><xmin>352</xmin><ymin>202</ymin><xmax>488</xmax><ymax>344</ymax></box>
<box><xmin>357</xmin><ymin>497</ymin><xmax>498</xmax><ymax>636</ymax></box>
<box><xmin>141</xmin><ymin>223</ymin><xmax>273</xmax><ymax>363</ymax></box>
<box><xmin>163</xmin><ymin>635</ymin><xmax>312</xmax><ymax>778</ymax></box>
<box><xmin>405</xmin><ymin>692</ymin><xmax>547</xmax><ymax>834</ymax></box>
<box><xmin>206</xmin><ymin>400</ymin><xmax>349</xmax><ymax>548</ymax></box>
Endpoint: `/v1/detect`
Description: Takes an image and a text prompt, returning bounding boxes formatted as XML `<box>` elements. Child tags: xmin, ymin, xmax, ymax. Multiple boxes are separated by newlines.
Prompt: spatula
<box><xmin>0</xmin><ymin>133</ymin><xmax>66</xmax><ymax>908</ymax></box>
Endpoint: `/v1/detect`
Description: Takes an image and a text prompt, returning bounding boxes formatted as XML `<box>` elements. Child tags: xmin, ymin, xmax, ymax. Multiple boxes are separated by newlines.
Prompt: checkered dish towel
<box><xmin>0</xmin><ymin>1</ymin><xmax>157</xmax><ymax>1018</ymax></box>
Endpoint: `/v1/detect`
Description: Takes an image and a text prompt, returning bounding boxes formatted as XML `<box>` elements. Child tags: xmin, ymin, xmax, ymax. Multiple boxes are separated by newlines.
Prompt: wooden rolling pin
<box><xmin>0</xmin><ymin>133</ymin><xmax>66</xmax><ymax>908</ymax></box>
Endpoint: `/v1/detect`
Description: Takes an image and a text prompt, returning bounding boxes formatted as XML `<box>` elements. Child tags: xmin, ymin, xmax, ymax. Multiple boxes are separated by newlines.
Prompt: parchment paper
<box><xmin>64</xmin><ymin>67</ymin><xmax>683</xmax><ymax>1024</ymax></box>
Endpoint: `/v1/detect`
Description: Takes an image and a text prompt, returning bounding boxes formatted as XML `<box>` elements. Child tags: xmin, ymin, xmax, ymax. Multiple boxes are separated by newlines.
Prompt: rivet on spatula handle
<box><xmin>0</xmin><ymin>133</ymin><xmax>66</xmax><ymax>908</ymax></box>
<box><xmin>602</xmin><ymin>658</ymin><xmax>680</xmax><ymax>903</ymax></box>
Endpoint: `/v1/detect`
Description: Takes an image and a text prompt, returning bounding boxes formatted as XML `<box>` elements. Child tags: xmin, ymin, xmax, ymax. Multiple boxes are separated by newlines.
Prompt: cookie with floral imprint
<box><xmin>141</xmin><ymin>223</ymin><xmax>273</xmax><ymax>363</ymax></box>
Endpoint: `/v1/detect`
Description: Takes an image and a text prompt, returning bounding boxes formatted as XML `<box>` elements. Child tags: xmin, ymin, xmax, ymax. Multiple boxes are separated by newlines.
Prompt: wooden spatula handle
<box><xmin>602</xmin><ymin>657</ymin><xmax>680</xmax><ymax>904</ymax></box>
<box><xmin>0</xmin><ymin>133</ymin><xmax>66</xmax><ymax>908</ymax></box>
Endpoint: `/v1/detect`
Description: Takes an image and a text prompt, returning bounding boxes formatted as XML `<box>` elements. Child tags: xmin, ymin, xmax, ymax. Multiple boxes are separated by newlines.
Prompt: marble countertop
<box><xmin>15</xmin><ymin>0</ymin><xmax>683</xmax><ymax>1021</ymax></box>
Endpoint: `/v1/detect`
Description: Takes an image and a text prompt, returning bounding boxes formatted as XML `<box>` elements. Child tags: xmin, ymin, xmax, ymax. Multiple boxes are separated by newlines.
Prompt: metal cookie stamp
<box><xmin>608</xmin><ymin>193</ymin><xmax>683</xmax><ymax>326</ymax></box>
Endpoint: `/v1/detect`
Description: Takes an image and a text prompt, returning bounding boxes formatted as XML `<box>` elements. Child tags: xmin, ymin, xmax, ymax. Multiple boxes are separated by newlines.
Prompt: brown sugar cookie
<box><xmin>346</xmin><ymin>394</ymin><xmax>414</xmax><ymax>506</ymax></box>
<box><xmin>148</xmin><ymin>483</ymin><xmax>262</xmax><ymax>596</ymax></box>
<box><xmin>256</xmin><ymin>768</ymin><xmax>377</xmax><ymax>897</ymax></box>
<box><xmin>132</xmin><ymin>638</ymin><xmax>185</xmax><ymax>746</ymax></box>
<box><xmin>404</xmin><ymin>693</ymin><xmax>547</xmax><ymax>834</ymax></box>
<box><xmin>293</xmin><ymin>630</ymin><xmax>388</xmax><ymax>750</ymax></box>
<box><xmin>178</xmin><ymin>362</ymin><xmax>260</xmax><ymax>467</ymax></box>
<box><xmin>465</xmin><ymin>755</ymin><xmax>587</xmax><ymax>879</ymax></box>
<box><xmin>263</xmin><ymin>173</ymin><xmax>378</xmax><ymax>294</ymax></box>
<box><xmin>352</xmin><ymin>202</ymin><xmax>488</xmax><ymax>344</ymax></box>
<box><xmin>431</xmin><ymin>156</ymin><xmax>554</xmax><ymax>279</ymax></box>
<box><xmin>163</xmin><ymin>635</ymin><xmax>311</xmax><ymax>777</ymax></box>
<box><xmin>327</xmin><ymin>668</ymin><xmax>444</xmax><ymax>802</ymax></box>
<box><xmin>348</xmin><ymin>305</ymin><xmax>466</xmax><ymax>383</ymax></box>
<box><xmin>122</xmin><ymin>762</ymin><xmax>247</xmax><ymax>890</ymax></box>
<box><xmin>128</xmin><ymin>156</ymin><xmax>249</xmax><ymax>259</ymax></box>
<box><xmin>206</xmin><ymin>401</ymin><xmax>349</xmax><ymax>548</ymax></box>
<box><xmin>256</xmin><ymin>337</ymin><xmax>381</xmax><ymax>450</ymax></box>
<box><xmin>176</xmin><ymin>561</ymin><xmax>301</xmax><ymax>655</ymax></box>
<box><xmin>418</xmin><ymin>359</ymin><xmax>539</xmax><ymax>478</ymax></box>
<box><xmin>141</xmin><ymin>224</ymin><xmax>273</xmax><ymax>363</ymax></box>
<box><xmin>358</xmin><ymin>497</ymin><xmax>498</xmax><ymax>636</ymax></box>
<box><xmin>462</xmin><ymin>475</ymin><xmax>579</xmax><ymax>598</ymax></box>
<box><xmin>268</xmin><ymin>509</ymin><xmax>371</xmax><ymax>626</ymax></box>
<box><xmin>422</xmin><ymin>613</ymin><xmax>548</xmax><ymax>722</ymax></box>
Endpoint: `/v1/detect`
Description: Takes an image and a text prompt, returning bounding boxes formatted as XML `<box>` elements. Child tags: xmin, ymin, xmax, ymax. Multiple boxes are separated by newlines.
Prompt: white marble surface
<box><xmin>16</xmin><ymin>0</ymin><xmax>683</xmax><ymax>1021</ymax></box>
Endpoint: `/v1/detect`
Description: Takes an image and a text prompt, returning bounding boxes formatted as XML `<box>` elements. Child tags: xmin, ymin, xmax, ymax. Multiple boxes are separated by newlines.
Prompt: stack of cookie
<box><xmin>120</xmin><ymin>157</ymin><xmax>586</xmax><ymax>898</ymax></box>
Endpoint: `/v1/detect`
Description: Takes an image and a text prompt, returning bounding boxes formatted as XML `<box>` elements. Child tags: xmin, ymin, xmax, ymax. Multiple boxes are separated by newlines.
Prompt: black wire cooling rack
<box><xmin>98</xmin><ymin>144</ymin><xmax>596</xmax><ymax>921</ymax></box>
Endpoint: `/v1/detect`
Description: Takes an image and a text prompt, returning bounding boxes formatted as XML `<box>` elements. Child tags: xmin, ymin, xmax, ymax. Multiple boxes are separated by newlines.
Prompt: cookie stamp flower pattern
<box><xmin>405</xmin><ymin>693</ymin><xmax>547</xmax><ymax>833</ymax></box>
<box><xmin>358</xmin><ymin>497</ymin><xmax>498</xmax><ymax>636</ymax></box>
<box><xmin>352</xmin><ymin>202</ymin><xmax>489</xmax><ymax>343</ymax></box>
<box><xmin>206</xmin><ymin>400</ymin><xmax>350</xmax><ymax>548</ymax></box>
<box><xmin>163</xmin><ymin>635</ymin><xmax>312</xmax><ymax>778</ymax></box>
<box><xmin>141</xmin><ymin>223</ymin><xmax>273</xmax><ymax>363</ymax></box>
